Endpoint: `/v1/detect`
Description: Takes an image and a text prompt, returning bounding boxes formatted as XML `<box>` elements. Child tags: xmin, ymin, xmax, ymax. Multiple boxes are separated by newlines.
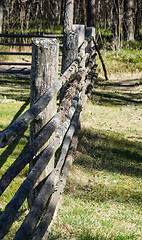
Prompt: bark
<box><xmin>64</xmin><ymin>0</ymin><xmax>74</xmax><ymax>33</ymax></box>
<box><xmin>87</xmin><ymin>0</ymin><xmax>96</xmax><ymax>27</ymax></box>
<box><xmin>31</xmin><ymin>125</ymin><xmax>79</xmax><ymax>240</ymax></box>
<box><xmin>135</xmin><ymin>0</ymin><xmax>142</xmax><ymax>38</ymax></box>
<box><xmin>112</xmin><ymin>0</ymin><xmax>119</xmax><ymax>50</ymax></box>
<box><xmin>62</xmin><ymin>31</ymin><xmax>78</xmax><ymax>73</ymax></box>
<box><xmin>29</xmin><ymin>38</ymin><xmax>59</xmax><ymax>206</ymax></box>
<box><xmin>0</xmin><ymin>0</ymin><xmax>3</xmax><ymax>34</ymax></box>
<box><xmin>93</xmin><ymin>40</ymin><xmax>108</xmax><ymax>80</ymax></box>
<box><xmin>124</xmin><ymin>0</ymin><xmax>135</xmax><ymax>41</ymax></box>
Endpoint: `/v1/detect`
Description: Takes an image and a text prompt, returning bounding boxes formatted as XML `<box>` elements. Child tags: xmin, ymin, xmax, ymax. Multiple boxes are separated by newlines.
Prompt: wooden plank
<box><xmin>0</xmin><ymin>63</ymin><xmax>31</xmax><ymax>66</ymax></box>
<box><xmin>0</xmin><ymin>33</ymin><xmax>63</xmax><ymax>38</ymax></box>
<box><xmin>0</xmin><ymin>96</ymin><xmax>79</xmax><ymax>240</ymax></box>
<box><xmin>32</xmin><ymin>127</ymin><xmax>79</xmax><ymax>240</ymax></box>
<box><xmin>13</xmin><ymin>114</ymin><xmax>79</xmax><ymax>240</ymax></box>
<box><xmin>0</xmin><ymin>52</ymin><xmax>32</xmax><ymax>55</ymax></box>
<box><xmin>0</xmin><ymin>42</ymin><xmax>63</xmax><ymax>47</ymax></box>
<box><xmin>0</xmin><ymin>42</ymin><xmax>32</xmax><ymax>46</ymax></box>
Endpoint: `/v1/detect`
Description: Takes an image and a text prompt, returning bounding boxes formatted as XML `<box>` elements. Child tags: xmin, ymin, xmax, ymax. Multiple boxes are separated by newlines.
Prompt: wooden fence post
<box><xmin>85</xmin><ymin>27</ymin><xmax>95</xmax><ymax>50</ymax></box>
<box><xmin>61</xmin><ymin>30</ymin><xmax>78</xmax><ymax>73</ymax></box>
<box><xmin>28</xmin><ymin>38</ymin><xmax>59</xmax><ymax>207</ymax></box>
<box><xmin>72</xmin><ymin>24</ymin><xmax>85</xmax><ymax>48</ymax></box>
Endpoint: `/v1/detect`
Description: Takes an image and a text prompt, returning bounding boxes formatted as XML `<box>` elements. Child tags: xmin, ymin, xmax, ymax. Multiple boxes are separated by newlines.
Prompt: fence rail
<box><xmin>0</xmin><ymin>33</ymin><xmax>63</xmax><ymax>73</ymax></box>
<box><xmin>0</xmin><ymin>33</ymin><xmax>63</xmax><ymax>38</ymax></box>
<box><xmin>0</xmin><ymin>30</ymin><xmax>97</xmax><ymax>239</ymax></box>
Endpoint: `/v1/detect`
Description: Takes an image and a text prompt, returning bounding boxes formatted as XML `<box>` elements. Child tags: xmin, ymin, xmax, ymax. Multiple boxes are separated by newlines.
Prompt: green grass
<box><xmin>48</xmin><ymin>100</ymin><xmax>142</xmax><ymax>240</ymax></box>
<box><xmin>0</xmin><ymin>48</ymin><xmax>142</xmax><ymax>239</ymax></box>
<box><xmin>48</xmin><ymin>49</ymin><xmax>142</xmax><ymax>239</ymax></box>
<box><xmin>0</xmin><ymin>75</ymin><xmax>30</xmax><ymax>240</ymax></box>
<box><xmin>97</xmin><ymin>48</ymin><xmax>142</xmax><ymax>80</ymax></box>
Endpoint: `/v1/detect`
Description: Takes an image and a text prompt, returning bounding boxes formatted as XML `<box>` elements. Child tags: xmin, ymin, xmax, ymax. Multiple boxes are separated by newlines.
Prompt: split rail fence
<box><xmin>0</xmin><ymin>33</ymin><xmax>63</xmax><ymax>75</ymax></box>
<box><xmin>0</xmin><ymin>30</ymin><xmax>98</xmax><ymax>240</ymax></box>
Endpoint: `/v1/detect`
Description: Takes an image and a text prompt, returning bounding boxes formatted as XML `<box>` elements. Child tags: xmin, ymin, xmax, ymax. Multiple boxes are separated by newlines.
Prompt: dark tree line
<box><xmin>0</xmin><ymin>0</ymin><xmax>142</xmax><ymax>48</ymax></box>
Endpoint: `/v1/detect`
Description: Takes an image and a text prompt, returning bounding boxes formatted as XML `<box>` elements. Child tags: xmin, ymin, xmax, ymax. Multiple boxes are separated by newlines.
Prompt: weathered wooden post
<box><xmin>72</xmin><ymin>24</ymin><xmax>85</xmax><ymax>48</ymax></box>
<box><xmin>85</xmin><ymin>27</ymin><xmax>95</xmax><ymax>51</ymax></box>
<box><xmin>28</xmin><ymin>38</ymin><xmax>59</xmax><ymax>207</ymax></box>
<box><xmin>61</xmin><ymin>0</ymin><xmax>78</xmax><ymax>73</ymax></box>
<box><xmin>62</xmin><ymin>31</ymin><xmax>78</xmax><ymax>73</ymax></box>
<box><xmin>85</xmin><ymin>27</ymin><xmax>95</xmax><ymax>40</ymax></box>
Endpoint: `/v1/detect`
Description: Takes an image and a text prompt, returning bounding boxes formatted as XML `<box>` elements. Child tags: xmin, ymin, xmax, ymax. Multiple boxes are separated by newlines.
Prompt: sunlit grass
<box><xmin>0</xmin><ymin>47</ymin><xmax>142</xmax><ymax>239</ymax></box>
<box><xmin>97</xmin><ymin>49</ymin><xmax>142</xmax><ymax>80</ymax></box>
<box><xmin>48</xmin><ymin>49</ymin><xmax>142</xmax><ymax>239</ymax></box>
<box><xmin>49</xmin><ymin>99</ymin><xmax>142</xmax><ymax>239</ymax></box>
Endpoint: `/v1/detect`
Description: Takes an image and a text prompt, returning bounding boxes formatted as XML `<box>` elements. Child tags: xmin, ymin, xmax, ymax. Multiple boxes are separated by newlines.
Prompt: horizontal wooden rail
<box><xmin>0</xmin><ymin>42</ymin><xmax>32</xmax><ymax>46</ymax></box>
<box><xmin>0</xmin><ymin>52</ymin><xmax>32</xmax><ymax>55</ymax></box>
<box><xmin>0</xmin><ymin>33</ymin><xmax>63</xmax><ymax>38</ymax></box>
<box><xmin>0</xmin><ymin>95</ymin><xmax>79</xmax><ymax>239</ymax></box>
<box><xmin>0</xmin><ymin>112</ymin><xmax>61</xmax><ymax>196</ymax></box>
<box><xmin>0</xmin><ymin>42</ymin><xmax>63</xmax><ymax>47</ymax></box>
<box><xmin>13</xmin><ymin>113</ymin><xmax>79</xmax><ymax>240</ymax></box>
<box><xmin>0</xmin><ymin>63</ymin><xmax>31</xmax><ymax>66</ymax></box>
<box><xmin>32</xmin><ymin>128</ymin><xmax>78</xmax><ymax>240</ymax></box>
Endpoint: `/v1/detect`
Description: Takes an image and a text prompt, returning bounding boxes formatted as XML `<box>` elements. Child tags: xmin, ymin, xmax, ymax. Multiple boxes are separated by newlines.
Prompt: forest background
<box><xmin>0</xmin><ymin>0</ymin><xmax>142</xmax><ymax>50</ymax></box>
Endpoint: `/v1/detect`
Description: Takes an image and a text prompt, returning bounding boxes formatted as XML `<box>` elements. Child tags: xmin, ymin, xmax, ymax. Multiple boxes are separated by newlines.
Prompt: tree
<box><xmin>112</xmin><ymin>0</ymin><xmax>124</xmax><ymax>49</ymax></box>
<box><xmin>112</xmin><ymin>0</ymin><xmax>119</xmax><ymax>49</ymax></box>
<box><xmin>123</xmin><ymin>0</ymin><xmax>135</xmax><ymax>41</ymax></box>
<box><xmin>87</xmin><ymin>0</ymin><xmax>96</xmax><ymax>27</ymax></box>
<box><xmin>135</xmin><ymin>0</ymin><xmax>142</xmax><ymax>38</ymax></box>
<box><xmin>0</xmin><ymin>0</ymin><xmax>3</xmax><ymax>34</ymax></box>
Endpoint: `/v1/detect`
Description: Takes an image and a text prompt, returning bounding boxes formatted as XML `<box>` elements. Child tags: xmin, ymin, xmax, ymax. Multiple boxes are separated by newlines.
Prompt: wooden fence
<box><xmin>0</xmin><ymin>33</ymin><xmax>63</xmax><ymax>74</ymax></box>
<box><xmin>0</xmin><ymin>31</ymin><xmax>98</xmax><ymax>240</ymax></box>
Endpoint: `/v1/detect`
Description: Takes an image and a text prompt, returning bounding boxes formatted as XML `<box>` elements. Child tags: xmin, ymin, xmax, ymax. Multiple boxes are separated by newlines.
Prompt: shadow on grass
<box><xmin>11</xmin><ymin>97</ymin><xmax>30</xmax><ymax>123</ymax></box>
<box><xmin>0</xmin><ymin>76</ymin><xmax>30</xmax><ymax>101</ymax></box>
<box><xmin>62</xmin><ymin>128</ymin><xmax>142</xmax><ymax>206</ymax></box>
<box><xmin>0</xmin><ymin>75</ymin><xmax>30</xmax><ymax>86</ymax></box>
<box><xmin>0</xmin><ymin>98</ymin><xmax>30</xmax><ymax>168</ymax></box>
<box><xmin>0</xmin><ymin>131</ymin><xmax>29</xmax><ymax>168</ymax></box>
<box><xmin>91</xmin><ymin>77</ymin><xmax>142</xmax><ymax>105</ymax></box>
<box><xmin>77</xmin><ymin>128</ymin><xmax>142</xmax><ymax>177</ymax></box>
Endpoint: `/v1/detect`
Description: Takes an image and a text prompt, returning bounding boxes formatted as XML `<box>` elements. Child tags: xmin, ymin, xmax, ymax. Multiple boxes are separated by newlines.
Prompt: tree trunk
<box><xmin>112</xmin><ymin>0</ymin><xmax>119</xmax><ymax>50</ymax></box>
<box><xmin>0</xmin><ymin>0</ymin><xmax>3</xmax><ymax>34</ymax></box>
<box><xmin>123</xmin><ymin>0</ymin><xmax>135</xmax><ymax>41</ymax></box>
<box><xmin>62</xmin><ymin>0</ymin><xmax>78</xmax><ymax>73</ymax></box>
<box><xmin>87</xmin><ymin>0</ymin><xmax>96</xmax><ymax>27</ymax></box>
<box><xmin>118</xmin><ymin>0</ymin><xmax>124</xmax><ymax>47</ymax></box>
<box><xmin>135</xmin><ymin>0</ymin><xmax>142</xmax><ymax>39</ymax></box>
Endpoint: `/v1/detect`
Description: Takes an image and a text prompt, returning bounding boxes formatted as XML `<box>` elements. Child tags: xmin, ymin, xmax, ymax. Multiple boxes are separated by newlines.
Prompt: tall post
<box><xmin>64</xmin><ymin>0</ymin><xmax>74</xmax><ymax>33</ymax></box>
<box><xmin>62</xmin><ymin>0</ymin><xmax>78</xmax><ymax>73</ymax></box>
<box><xmin>72</xmin><ymin>24</ymin><xmax>85</xmax><ymax>48</ymax></box>
<box><xmin>62</xmin><ymin>31</ymin><xmax>78</xmax><ymax>73</ymax></box>
<box><xmin>28</xmin><ymin>38</ymin><xmax>59</xmax><ymax>207</ymax></box>
<box><xmin>85</xmin><ymin>27</ymin><xmax>95</xmax><ymax>51</ymax></box>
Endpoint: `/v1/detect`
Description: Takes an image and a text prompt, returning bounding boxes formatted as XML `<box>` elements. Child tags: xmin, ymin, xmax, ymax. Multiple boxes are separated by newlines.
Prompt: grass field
<box><xmin>0</xmin><ymin>48</ymin><xmax>142</xmax><ymax>239</ymax></box>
